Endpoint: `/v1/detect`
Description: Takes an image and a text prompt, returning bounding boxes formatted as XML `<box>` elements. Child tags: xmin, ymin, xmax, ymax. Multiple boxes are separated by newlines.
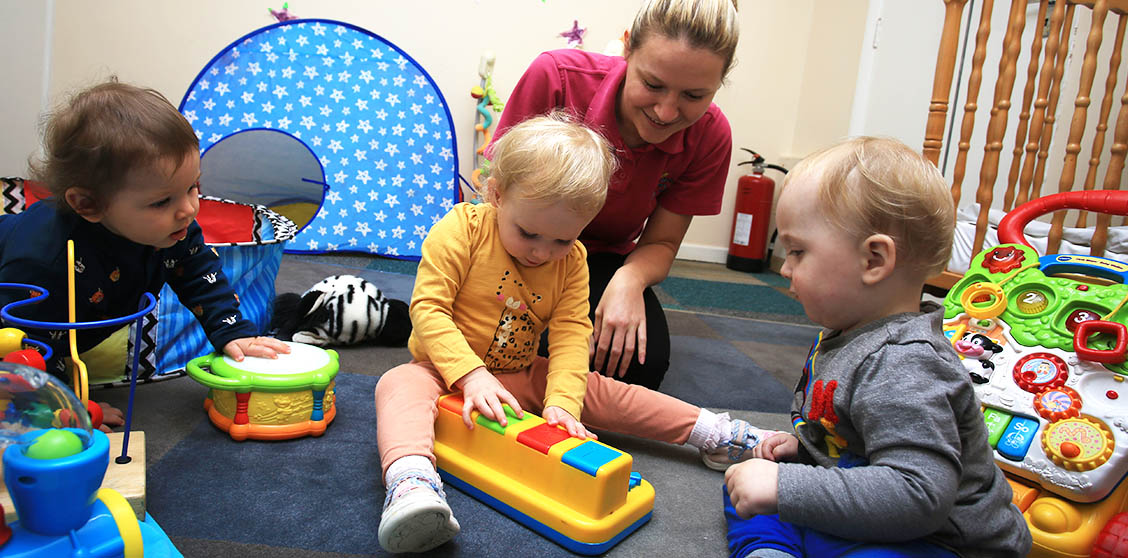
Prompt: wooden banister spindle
<box><xmin>1030</xmin><ymin>5</ymin><xmax>1078</xmax><ymax>204</ymax></box>
<box><xmin>1075</xmin><ymin>15</ymin><xmax>1126</xmax><ymax>230</ymax></box>
<box><xmin>1048</xmin><ymin>0</ymin><xmax>1108</xmax><ymax>254</ymax></box>
<box><xmin>925</xmin><ymin>0</ymin><xmax>972</xmax><ymax>167</ymax></box>
<box><xmin>1017</xmin><ymin>0</ymin><xmax>1071</xmax><ymax>207</ymax></box>
<box><xmin>952</xmin><ymin>0</ymin><xmax>997</xmax><ymax>209</ymax></box>
<box><xmin>973</xmin><ymin>0</ymin><xmax>1028</xmax><ymax>259</ymax></box>
<box><xmin>1092</xmin><ymin>54</ymin><xmax>1128</xmax><ymax>256</ymax></box>
<box><xmin>1004</xmin><ymin>0</ymin><xmax>1050</xmax><ymax>211</ymax></box>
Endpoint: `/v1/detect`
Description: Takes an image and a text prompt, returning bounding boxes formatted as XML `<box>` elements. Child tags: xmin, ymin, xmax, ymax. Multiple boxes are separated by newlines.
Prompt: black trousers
<box><xmin>538</xmin><ymin>251</ymin><xmax>670</xmax><ymax>390</ymax></box>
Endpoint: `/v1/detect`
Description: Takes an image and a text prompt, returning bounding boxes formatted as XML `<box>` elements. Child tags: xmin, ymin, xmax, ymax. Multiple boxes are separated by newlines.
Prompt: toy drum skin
<box><xmin>186</xmin><ymin>341</ymin><xmax>338</xmax><ymax>441</ymax></box>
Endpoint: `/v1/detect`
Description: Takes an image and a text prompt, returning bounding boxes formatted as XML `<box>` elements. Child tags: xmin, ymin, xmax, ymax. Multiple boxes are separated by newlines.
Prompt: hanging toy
<box><xmin>560</xmin><ymin>20</ymin><xmax>586</xmax><ymax>49</ymax></box>
<box><xmin>269</xmin><ymin>2</ymin><xmax>297</xmax><ymax>22</ymax></box>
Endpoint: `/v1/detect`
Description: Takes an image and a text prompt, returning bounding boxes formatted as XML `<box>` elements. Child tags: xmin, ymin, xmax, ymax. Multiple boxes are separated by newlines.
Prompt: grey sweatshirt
<box><xmin>778</xmin><ymin>307</ymin><xmax>1031</xmax><ymax>557</ymax></box>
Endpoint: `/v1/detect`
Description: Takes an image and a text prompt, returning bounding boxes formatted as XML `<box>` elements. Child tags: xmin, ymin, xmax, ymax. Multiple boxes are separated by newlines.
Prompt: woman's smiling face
<box><xmin>617</xmin><ymin>34</ymin><xmax>725</xmax><ymax>148</ymax></box>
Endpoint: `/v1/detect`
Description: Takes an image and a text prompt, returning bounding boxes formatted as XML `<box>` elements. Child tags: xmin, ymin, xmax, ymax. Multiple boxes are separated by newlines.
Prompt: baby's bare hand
<box><xmin>725</xmin><ymin>459</ymin><xmax>780</xmax><ymax>518</ymax></box>
<box><xmin>543</xmin><ymin>406</ymin><xmax>596</xmax><ymax>440</ymax></box>
<box><xmin>753</xmin><ymin>432</ymin><xmax>799</xmax><ymax>462</ymax></box>
<box><xmin>454</xmin><ymin>368</ymin><xmax>524</xmax><ymax>429</ymax></box>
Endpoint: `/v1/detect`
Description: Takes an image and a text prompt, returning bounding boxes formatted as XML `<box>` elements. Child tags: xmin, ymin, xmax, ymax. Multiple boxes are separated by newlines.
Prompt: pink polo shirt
<box><xmin>491</xmin><ymin>49</ymin><xmax>732</xmax><ymax>255</ymax></box>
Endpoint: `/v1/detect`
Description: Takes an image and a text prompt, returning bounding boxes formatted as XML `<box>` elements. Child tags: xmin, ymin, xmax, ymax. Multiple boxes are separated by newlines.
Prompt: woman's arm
<box><xmin>592</xmin><ymin>206</ymin><xmax>691</xmax><ymax>377</ymax></box>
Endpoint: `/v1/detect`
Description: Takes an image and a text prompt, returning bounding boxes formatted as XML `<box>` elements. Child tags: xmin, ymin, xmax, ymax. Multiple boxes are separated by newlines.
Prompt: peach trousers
<box><xmin>374</xmin><ymin>356</ymin><xmax>701</xmax><ymax>481</ymax></box>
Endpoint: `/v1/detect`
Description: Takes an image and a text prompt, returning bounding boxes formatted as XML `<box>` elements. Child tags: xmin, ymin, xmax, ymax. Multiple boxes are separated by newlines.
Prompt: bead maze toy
<box><xmin>433</xmin><ymin>393</ymin><xmax>654</xmax><ymax>555</ymax></box>
<box><xmin>185</xmin><ymin>341</ymin><xmax>339</xmax><ymax>441</ymax></box>
<box><xmin>0</xmin><ymin>363</ymin><xmax>180</xmax><ymax>557</ymax></box>
<box><xmin>942</xmin><ymin>191</ymin><xmax>1128</xmax><ymax>557</ymax></box>
<box><xmin>0</xmin><ymin>240</ymin><xmax>181</xmax><ymax>556</ymax></box>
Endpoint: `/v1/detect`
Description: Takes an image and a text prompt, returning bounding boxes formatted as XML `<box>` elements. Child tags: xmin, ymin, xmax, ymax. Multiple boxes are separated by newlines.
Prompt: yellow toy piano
<box><xmin>433</xmin><ymin>393</ymin><xmax>655</xmax><ymax>555</ymax></box>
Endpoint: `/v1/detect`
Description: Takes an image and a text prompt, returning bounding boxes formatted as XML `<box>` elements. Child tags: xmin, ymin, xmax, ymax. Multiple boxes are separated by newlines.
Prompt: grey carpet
<box><xmin>93</xmin><ymin>255</ymin><xmax>816</xmax><ymax>557</ymax></box>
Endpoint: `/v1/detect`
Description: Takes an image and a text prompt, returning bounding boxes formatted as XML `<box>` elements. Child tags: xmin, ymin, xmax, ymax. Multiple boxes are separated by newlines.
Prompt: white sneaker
<box><xmin>701</xmin><ymin>418</ymin><xmax>764</xmax><ymax>471</ymax></box>
<box><xmin>378</xmin><ymin>472</ymin><xmax>461</xmax><ymax>553</ymax></box>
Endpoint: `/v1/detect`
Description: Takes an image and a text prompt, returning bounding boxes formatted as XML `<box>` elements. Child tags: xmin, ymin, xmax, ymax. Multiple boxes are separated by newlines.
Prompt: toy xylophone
<box><xmin>433</xmin><ymin>393</ymin><xmax>655</xmax><ymax>555</ymax></box>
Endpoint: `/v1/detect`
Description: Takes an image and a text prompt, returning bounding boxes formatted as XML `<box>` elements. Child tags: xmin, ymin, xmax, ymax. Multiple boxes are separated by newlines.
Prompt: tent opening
<box><xmin>199</xmin><ymin>128</ymin><xmax>326</xmax><ymax>231</ymax></box>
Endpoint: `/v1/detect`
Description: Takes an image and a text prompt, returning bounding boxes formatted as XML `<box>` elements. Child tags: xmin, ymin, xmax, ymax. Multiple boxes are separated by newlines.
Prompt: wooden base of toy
<box><xmin>0</xmin><ymin>431</ymin><xmax>146</xmax><ymax>523</ymax></box>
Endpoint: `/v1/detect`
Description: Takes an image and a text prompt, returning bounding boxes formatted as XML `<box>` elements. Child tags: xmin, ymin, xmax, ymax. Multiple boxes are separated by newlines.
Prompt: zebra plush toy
<box><xmin>272</xmin><ymin>274</ymin><xmax>411</xmax><ymax>347</ymax></box>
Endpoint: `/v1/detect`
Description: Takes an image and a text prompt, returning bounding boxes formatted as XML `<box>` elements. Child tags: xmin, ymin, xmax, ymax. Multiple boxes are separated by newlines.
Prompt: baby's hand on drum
<box><xmin>224</xmin><ymin>336</ymin><xmax>291</xmax><ymax>361</ymax></box>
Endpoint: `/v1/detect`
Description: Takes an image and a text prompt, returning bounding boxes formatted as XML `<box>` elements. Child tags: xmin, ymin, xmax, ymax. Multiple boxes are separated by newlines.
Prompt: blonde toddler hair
<box><xmin>785</xmin><ymin>136</ymin><xmax>955</xmax><ymax>276</ymax></box>
<box><xmin>488</xmin><ymin>112</ymin><xmax>617</xmax><ymax>217</ymax></box>
<box><xmin>629</xmin><ymin>0</ymin><xmax>740</xmax><ymax>78</ymax></box>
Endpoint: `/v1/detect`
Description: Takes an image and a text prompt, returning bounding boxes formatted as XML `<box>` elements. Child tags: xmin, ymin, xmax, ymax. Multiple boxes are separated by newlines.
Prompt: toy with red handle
<box><xmin>998</xmin><ymin>190</ymin><xmax>1128</xmax><ymax>246</ymax></box>
<box><xmin>998</xmin><ymin>189</ymin><xmax>1128</xmax><ymax>365</ymax></box>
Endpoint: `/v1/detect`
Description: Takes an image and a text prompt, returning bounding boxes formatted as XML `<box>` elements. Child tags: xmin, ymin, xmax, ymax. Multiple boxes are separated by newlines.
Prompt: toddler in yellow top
<box><xmin>375</xmin><ymin>113</ymin><xmax>776</xmax><ymax>553</ymax></box>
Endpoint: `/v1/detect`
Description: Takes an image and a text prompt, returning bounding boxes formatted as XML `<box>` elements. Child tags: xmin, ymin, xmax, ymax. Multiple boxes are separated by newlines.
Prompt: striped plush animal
<box><xmin>272</xmin><ymin>274</ymin><xmax>411</xmax><ymax>347</ymax></box>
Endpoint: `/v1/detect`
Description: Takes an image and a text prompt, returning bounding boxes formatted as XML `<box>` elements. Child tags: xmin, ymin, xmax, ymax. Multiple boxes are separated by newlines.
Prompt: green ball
<box><xmin>25</xmin><ymin>429</ymin><xmax>84</xmax><ymax>460</ymax></box>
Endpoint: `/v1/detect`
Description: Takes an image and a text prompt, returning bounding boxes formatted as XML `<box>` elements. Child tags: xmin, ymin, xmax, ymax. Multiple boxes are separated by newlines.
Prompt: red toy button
<box><xmin>982</xmin><ymin>246</ymin><xmax>1025</xmax><ymax>274</ymax></box>
<box><xmin>1013</xmin><ymin>353</ymin><xmax>1069</xmax><ymax>393</ymax></box>
<box><xmin>1065</xmin><ymin>309</ymin><xmax>1102</xmax><ymax>333</ymax></box>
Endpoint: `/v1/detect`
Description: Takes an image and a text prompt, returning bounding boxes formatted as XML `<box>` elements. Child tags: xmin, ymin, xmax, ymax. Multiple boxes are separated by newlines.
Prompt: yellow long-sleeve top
<box><xmin>408</xmin><ymin>202</ymin><xmax>592</xmax><ymax>419</ymax></box>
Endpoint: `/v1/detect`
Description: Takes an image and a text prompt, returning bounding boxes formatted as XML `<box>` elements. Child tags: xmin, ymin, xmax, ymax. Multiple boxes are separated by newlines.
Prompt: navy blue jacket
<box><xmin>0</xmin><ymin>200</ymin><xmax>257</xmax><ymax>379</ymax></box>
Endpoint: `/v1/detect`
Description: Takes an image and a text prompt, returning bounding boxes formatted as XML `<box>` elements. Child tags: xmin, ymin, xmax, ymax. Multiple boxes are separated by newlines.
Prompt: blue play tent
<box><xmin>180</xmin><ymin>19</ymin><xmax>459</xmax><ymax>259</ymax></box>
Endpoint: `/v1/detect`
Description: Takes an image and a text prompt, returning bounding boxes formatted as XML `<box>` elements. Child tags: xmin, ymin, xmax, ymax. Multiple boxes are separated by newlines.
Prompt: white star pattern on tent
<box><xmin>181</xmin><ymin>19</ymin><xmax>458</xmax><ymax>259</ymax></box>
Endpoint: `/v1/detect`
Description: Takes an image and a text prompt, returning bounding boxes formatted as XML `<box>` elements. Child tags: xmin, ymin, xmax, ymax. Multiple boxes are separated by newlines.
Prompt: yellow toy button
<box><xmin>1015</xmin><ymin>289</ymin><xmax>1049</xmax><ymax>314</ymax></box>
<box><xmin>961</xmin><ymin>282</ymin><xmax>1007</xmax><ymax>319</ymax></box>
<box><xmin>1040</xmin><ymin>417</ymin><xmax>1114</xmax><ymax>472</ymax></box>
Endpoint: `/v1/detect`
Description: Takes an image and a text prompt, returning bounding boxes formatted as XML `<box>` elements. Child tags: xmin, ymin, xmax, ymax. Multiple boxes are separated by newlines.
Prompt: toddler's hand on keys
<box><xmin>454</xmin><ymin>367</ymin><xmax>524</xmax><ymax>429</ymax></box>
<box><xmin>543</xmin><ymin>406</ymin><xmax>597</xmax><ymax>440</ymax></box>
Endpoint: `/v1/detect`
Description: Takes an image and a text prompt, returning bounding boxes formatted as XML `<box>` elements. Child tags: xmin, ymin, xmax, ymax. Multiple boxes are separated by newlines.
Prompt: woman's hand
<box><xmin>591</xmin><ymin>207</ymin><xmax>692</xmax><ymax>379</ymax></box>
<box><xmin>592</xmin><ymin>269</ymin><xmax>647</xmax><ymax>378</ymax></box>
<box><xmin>223</xmin><ymin>336</ymin><xmax>292</xmax><ymax>361</ymax></box>
<box><xmin>543</xmin><ymin>405</ymin><xmax>596</xmax><ymax>440</ymax></box>
<box><xmin>453</xmin><ymin>367</ymin><xmax>524</xmax><ymax>429</ymax></box>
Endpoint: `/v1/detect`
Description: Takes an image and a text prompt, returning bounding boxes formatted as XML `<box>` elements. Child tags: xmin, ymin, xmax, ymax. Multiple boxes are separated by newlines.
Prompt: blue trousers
<box><xmin>723</xmin><ymin>488</ymin><xmax>959</xmax><ymax>558</ymax></box>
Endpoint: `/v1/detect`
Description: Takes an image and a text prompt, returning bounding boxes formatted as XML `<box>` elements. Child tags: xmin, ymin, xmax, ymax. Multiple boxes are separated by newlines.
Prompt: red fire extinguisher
<box><xmin>726</xmin><ymin>148</ymin><xmax>788</xmax><ymax>272</ymax></box>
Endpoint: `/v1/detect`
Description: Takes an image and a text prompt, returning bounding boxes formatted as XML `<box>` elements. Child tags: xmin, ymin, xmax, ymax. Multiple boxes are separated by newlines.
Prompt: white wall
<box><xmin>0</xmin><ymin>1</ymin><xmax>51</xmax><ymax>176</ymax></box>
<box><xmin>0</xmin><ymin>0</ymin><xmax>870</xmax><ymax>262</ymax></box>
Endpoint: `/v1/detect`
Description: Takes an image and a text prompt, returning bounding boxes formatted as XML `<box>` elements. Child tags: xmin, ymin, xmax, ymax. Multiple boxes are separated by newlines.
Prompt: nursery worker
<box><xmin>0</xmin><ymin>79</ymin><xmax>289</xmax><ymax>426</ymax></box>
<box><xmin>491</xmin><ymin>0</ymin><xmax>738</xmax><ymax>389</ymax></box>
<box><xmin>723</xmin><ymin>137</ymin><xmax>1031</xmax><ymax>558</ymax></box>
<box><xmin>375</xmin><ymin>113</ymin><xmax>773</xmax><ymax>554</ymax></box>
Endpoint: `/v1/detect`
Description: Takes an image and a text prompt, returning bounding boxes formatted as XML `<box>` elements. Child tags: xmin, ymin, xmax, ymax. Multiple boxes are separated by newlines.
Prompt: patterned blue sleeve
<box><xmin>162</xmin><ymin>221</ymin><xmax>258</xmax><ymax>352</ymax></box>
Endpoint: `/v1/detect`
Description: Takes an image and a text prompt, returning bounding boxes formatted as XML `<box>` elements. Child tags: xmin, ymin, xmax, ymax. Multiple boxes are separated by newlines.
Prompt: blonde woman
<box><xmin>492</xmin><ymin>0</ymin><xmax>740</xmax><ymax>389</ymax></box>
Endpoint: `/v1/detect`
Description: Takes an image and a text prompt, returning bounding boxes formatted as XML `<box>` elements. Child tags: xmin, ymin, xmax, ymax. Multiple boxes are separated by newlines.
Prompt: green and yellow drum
<box><xmin>186</xmin><ymin>341</ymin><xmax>338</xmax><ymax>441</ymax></box>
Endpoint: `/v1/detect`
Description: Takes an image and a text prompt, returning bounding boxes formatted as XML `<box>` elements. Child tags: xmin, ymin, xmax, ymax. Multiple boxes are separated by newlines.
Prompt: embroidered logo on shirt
<box><xmin>656</xmin><ymin>173</ymin><xmax>672</xmax><ymax>195</ymax></box>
